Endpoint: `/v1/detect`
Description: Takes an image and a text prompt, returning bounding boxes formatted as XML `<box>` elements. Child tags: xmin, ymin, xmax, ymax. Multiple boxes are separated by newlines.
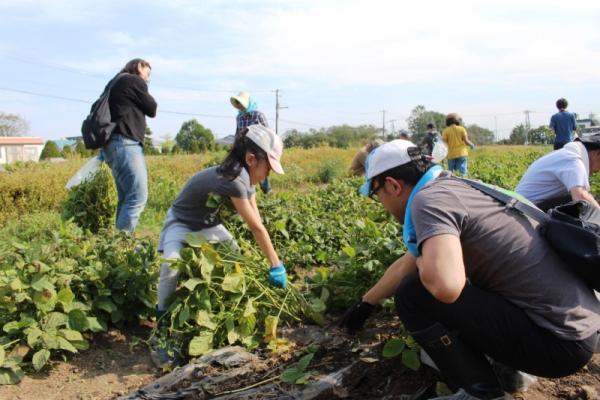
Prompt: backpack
<box><xmin>81</xmin><ymin>73</ymin><xmax>125</xmax><ymax>149</ymax></box>
<box><xmin>457</xmin><ymin>177</ymin><xmax>600</xmax><ymax>290</ymax></box>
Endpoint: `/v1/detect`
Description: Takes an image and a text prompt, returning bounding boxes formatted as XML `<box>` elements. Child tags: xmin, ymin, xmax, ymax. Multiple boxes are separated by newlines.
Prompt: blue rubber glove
<box><xmin>469</xmin><ymin>143</ymin><xmax>476</xmax><ymax>150</ymax></box>
<box><xmin>268</xmin><ymin>263</ymin><xmax>287</xmax><ymax>288</ymax></box>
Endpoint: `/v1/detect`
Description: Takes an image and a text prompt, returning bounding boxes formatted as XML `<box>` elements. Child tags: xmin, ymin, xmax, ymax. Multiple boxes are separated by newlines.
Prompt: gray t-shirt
<box><xmin>412</xmin><ymin>176</ymin><xmax>600</xmax><ymax>341</ymax></box>
<box><xmin>170</xmin><ymin>166</ymin><xmax>255</xmax><ymax>230</ymax></box>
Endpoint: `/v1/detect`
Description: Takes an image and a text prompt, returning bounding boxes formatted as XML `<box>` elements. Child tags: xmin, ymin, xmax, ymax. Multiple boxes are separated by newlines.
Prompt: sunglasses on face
<box><xmin>369</xmin><ymin>181</ymin><xmax>384</xmax><ymax>199</ymax></box>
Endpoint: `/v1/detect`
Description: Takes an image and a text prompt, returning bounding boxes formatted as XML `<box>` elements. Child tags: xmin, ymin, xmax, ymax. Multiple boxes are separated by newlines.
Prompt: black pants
<box><xmin>394</xmin><ymin>272</ymin><xmax>598</xmax><ymax>378</ymax></box>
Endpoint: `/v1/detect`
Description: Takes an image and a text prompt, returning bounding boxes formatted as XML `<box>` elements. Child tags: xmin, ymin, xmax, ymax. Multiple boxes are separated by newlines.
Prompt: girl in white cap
<box><xmin>153</xmin><ymin>125</ymin><xmax>286</xmax><ymax>366</ymax></box>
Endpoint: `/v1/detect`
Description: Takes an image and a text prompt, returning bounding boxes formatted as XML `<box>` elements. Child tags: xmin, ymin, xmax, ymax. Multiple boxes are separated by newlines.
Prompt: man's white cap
<box><xmin>246</xmin><ymin>125</ymin><xmax>285</xmax><ymax>174</ymax></box>
<box><xmin>360</xmin><ymin>139</ymin><xmax>417</xmax><ymax>196</ymax></box>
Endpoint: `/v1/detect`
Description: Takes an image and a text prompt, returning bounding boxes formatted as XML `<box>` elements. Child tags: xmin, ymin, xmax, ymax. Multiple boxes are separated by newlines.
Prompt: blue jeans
<box><xmin>448</xmin><ymin>157</ymin><xmax>468</xmax><ymax>176</ymax></box>
<box><xmin>101</xmin><ymin>134</ymin><xmax>148</xmax><ymax>232</ymax></box>
<box><xmin>260</xmin><ymin>178</ymin><xmax>272</xmax><ymax>193</ymax></box>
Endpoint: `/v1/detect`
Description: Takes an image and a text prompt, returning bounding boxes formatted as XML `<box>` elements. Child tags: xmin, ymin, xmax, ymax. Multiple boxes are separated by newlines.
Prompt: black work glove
<box><xmin>337</xmin><ymin>301</ymin><xmax>374</xmax><ymax>333</ymax></box>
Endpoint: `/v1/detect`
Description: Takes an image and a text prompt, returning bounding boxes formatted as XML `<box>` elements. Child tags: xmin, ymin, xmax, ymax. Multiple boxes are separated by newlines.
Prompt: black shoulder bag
<box><xmin>81</xmin><ymin>73</ymin><xmax>126</xmax><ymax>149</ymax></box>
<box><xmin>457</xmin><ymin>177</ymin><xmax>600</xmax><ymax>290</ymax></box>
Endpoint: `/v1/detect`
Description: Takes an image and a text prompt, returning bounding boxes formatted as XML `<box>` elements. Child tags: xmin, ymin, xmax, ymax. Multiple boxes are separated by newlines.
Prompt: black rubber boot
<box><xmin>411</xmin><ymin>323</ymin><xmax>506</xmax><ymax>400</ymax></box>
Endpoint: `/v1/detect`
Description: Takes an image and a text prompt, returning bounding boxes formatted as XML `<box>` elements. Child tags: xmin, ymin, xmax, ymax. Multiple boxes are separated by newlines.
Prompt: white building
<box><xmin>0</xmin><ymin>137</ymin><xmax>44</xmax><ymax>164</ymax></box>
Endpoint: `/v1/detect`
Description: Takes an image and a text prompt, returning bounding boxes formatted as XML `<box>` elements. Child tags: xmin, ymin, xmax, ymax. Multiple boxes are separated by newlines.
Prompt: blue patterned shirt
<box><xmin>236</xmin><ymin>111</ymin><xmax>269</xmax><ymax>138</ymax></box>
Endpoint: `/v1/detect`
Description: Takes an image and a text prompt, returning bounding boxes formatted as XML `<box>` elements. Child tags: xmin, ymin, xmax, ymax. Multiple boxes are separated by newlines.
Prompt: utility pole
<box><xmin>524</xmin><ymin>110</ymin><xmax>531</xmax><ymax>145</ymax></box>
<box><xmin>381</xmin><ymin>110</ymin><xmax>386</xmax><ymax>139</ymax></box>
<box><xmin>388</xmin><ymin>119</ymin><xmax>398</xmax><ymax>137</ymax></box>
<box><xmin>494</xmin><ymin>116</ymin><xmax>498</xmax><ymax>143</ymax></box>
<box><xmin>274</xmin><ymin>89</ymin><xmax>288</xmax><ymax>135</ymax></box>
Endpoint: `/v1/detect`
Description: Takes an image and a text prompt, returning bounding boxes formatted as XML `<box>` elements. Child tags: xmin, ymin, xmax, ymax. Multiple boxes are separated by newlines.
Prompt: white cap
<box><xmin>246</xmin><ymin>125</ymin><xmax>284</xmax><ymax>174</ymax></box>
<box><xmin>360</xmin><ymin>139</ymin><xmax>417</xmax><ymax>196</ymax></box>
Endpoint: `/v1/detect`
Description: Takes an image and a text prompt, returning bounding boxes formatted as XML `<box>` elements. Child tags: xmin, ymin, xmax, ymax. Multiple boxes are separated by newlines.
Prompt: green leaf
<box><xmin>0</xmin><ymin>366</ymin><xmax>25</xmax><ymax>385</ymax></box>
<box><xmin>188</xmin><ymin>332</ymin><xmax>213</xmax><ymax>356</ymax></box>
<box><xmin>70</xmin><ymin>340</ymin><xmax>90</xmax><ymax>351</ymax></box>
<box><xmin>195</xmin><ymin>310</ymin><xmax>217</xmax><ymax>330</ymax></box>
<box><xmin>95</xmin><ymin>298</ymin><xmax>117</xmax><ymax>313</ymax></box>
<box><xmin>296</xmin><ymin>353</ymin><xmax>314</xmax><ymax>372</ymax></box>
<box><xmin>86</xmin><ymin>317</ymin><xmax>105</xmax><ymax>333</ymax></box>
<box><xmin>281</xmin><ymin>367</ymin><xmax>302</xmax><ymax>383</ymax></box>
<box><xmin>9</xmin><ymin>278</ymin><xmax>23</xmax><ymax>291</ymax></box>
<box><xmin>58</xmin><ymin>329</ymin><xmax>84</xmax><ymax>342</ymax></box>
<box><xmin>111</xmin><ymin>309</ymin><xmax>123</xmax><ymax>323</ymax></box>
<box><xmin>239</xmin><ymin>314</ymin><xmax>256</xmax><ymax>337</ymax></box>
<box><xmin>401</xmin><ymin>349</ymin><xmax>421</xmax><ymax>371</ymax></box>
<box><xmin>243</xmin><ymin>299</ymin><xmax>256</xmax><ymax>317</ymax></box>
<box><xmin>56</xmin><ymin>337</ymin><xmax>78</xmax><ymax>353</ymax></box>
<box><xmin>341</xmin><ymin>246</ymin><xmax>356</xmax><ymax>258</ymax></box>
<box><xmin>221</xmin><ymin>273</ymin><xmax>244</xmax><ymax>293</ymax></box>
<box><xmin>31</xmin><ymin>276</ymin><xmax>55</xmax><ymax>292</ymax></box>
<box><xmin>26</xmin><ymin>328</ymin><xmax>43</xmax><ymax>348</ymax></box>
<box><xmin>264</xmin><ymin>315</ymin><xmax>278</xmax><ymax>343</ymax></box>
<box><xmin>32</xmin><ymin>349</ymin><xmax>50</xmax><ymax>371</ymax></box>
<box><xmin>2</xmin><ymin>321</ymin><xmax>20</xmax><ymax>334</ymax></box>
<box><xmin>185</xmin><ymin>232</ymin><xmax>206</xmax><ymax>248</ymax></box>
<box><xmin>309</xmin><ymin>298</ymin><xmax>326</xmax><ymax>313</ymax></box>
<box><xmin>33</xmin><ymin>288</ymin><xmax>57</xmax><ymax>313</ymax></box>
<box><xmin>44</xmin><ymin>312</ymin><xmax>69</xmax><ymax>330</ymax></box>
<box><xmin>294</xmin><ymin>371</ymin><xmax>313</xmax><ymax>384</ymax></box>
<box><xmin>225</xmin><ymin>318</ymin><xmax>239</xmax><ymax>344</ymax></box>
<box><xmin>178</xmin><ymin>306</ymin><xmax>190</xmax><ymax>325</ymax></box>
<box><xmin>205</xmin><ymin>193</ymin><xmax>222</xmax><ymax>208</ymax></box>
<box><xmin>382</xmin><ymin>338</ymin><xmax>405</xmax><ymax>358</ymax></box>
<box><xmin>68</xmin><ymin>310</ymin><xmax>88</xmax><ymax>331</ymax></box>
<box><xmin>183</xmin><ymin>278</ymin><xmax>202</xmax><ymax>291</ymax></box>
<box><xmin>199</xmin><ymin>257</ymin><xmax>214</xmax><ymax>283</ymax></box>
<box><xmin>41</xmin><ymin>332</ymin><xmax>59</xmax><ymax>350</ymax></box>
<box><xmin>0</xmin><ymin>346</ymin><xmax>4</xmax><ymax>366</ymax></box>
<box><xmin>57</xmin><ymin>287</ymin><xmax>75</xmax><ymax>304</ymax></box>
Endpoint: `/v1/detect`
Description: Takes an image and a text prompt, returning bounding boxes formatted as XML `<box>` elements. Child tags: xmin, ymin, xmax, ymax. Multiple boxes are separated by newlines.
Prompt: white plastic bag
<box><xmin>431</xmin><ymin>139</ymin><xmax>448</xmax><ymax>164</ymax></box>
<box><xmin>66</xmin><ymin>156</ymin><xmax>103</xmax><ymax>189</ymax></box>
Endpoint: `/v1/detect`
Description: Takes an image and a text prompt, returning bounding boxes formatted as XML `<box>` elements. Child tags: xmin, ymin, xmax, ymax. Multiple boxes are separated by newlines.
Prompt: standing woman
<box><xmin>230</xmin><ymin>91</ymin><xmax>272</xmax><ymax>193</ymax></box>
<box><xmin>102</xmin><ymin>58</ymin><xmax>157</xmax><ymax>232</ymax></box>
<box><xmin>442</xmin><ymin>113</ymin><xmax>475</xmax><ymax>176</ymax></box>
<box><xmin>157</xmin><ymin>125</ymin><xmax>287</xmax><ymax>317</ymax></box>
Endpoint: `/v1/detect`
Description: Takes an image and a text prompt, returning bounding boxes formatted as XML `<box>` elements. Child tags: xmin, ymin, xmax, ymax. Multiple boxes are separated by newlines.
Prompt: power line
<box><xmin>0</xmin><ymin>86</ymin><xmax>234</xmax><ymax>119</ymax></box>
<box><xmin>3</xmin><ymin>53</ymin><xmax>273</xmax><ymax>94</ymax></box>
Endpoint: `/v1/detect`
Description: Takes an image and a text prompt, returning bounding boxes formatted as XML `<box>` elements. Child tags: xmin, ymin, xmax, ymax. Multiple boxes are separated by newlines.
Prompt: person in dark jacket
<box><xmin>101</xmin><ymin>58</ymin><xmax>157</xmax><ymax>232</ymax></box>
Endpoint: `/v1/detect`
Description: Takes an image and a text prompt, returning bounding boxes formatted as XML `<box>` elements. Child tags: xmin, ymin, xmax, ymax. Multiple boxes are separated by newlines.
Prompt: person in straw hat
<box><xmin>231</xmin><ymin>91</ymin><xmax>272</xmax><ymax>193</ymax></box>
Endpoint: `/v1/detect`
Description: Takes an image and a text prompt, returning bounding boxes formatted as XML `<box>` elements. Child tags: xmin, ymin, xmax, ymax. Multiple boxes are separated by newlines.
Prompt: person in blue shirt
<box><xmin>550</xmin><ymin>98</ymin><xmax>577</xmax><ymax>150</ymax></box>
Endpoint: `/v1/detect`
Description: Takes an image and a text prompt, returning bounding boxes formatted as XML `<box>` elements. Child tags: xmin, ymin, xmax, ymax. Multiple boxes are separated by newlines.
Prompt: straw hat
<box><xmin>230</xmin><ymin>91</ymin><xmax>250</xmax><ymax>110</ymax></box>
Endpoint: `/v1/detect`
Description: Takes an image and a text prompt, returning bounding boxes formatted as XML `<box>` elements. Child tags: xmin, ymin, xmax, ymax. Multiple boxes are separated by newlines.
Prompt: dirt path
<box><xmin>0</xmin><ymin>329</ymin><xmax>156</xmax><ymax>400</ymax></box>
<box><xmin>1</xmin><ymin>321</ymin><xmax>598</xmax><ymax>400</ymax></box>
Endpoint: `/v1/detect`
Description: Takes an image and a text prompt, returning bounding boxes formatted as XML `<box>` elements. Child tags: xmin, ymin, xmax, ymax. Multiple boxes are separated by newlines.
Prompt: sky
<box><xmin>1</xmin><ymin>0</ymin><xmax>600</xmax><ymax>142</ymax></box>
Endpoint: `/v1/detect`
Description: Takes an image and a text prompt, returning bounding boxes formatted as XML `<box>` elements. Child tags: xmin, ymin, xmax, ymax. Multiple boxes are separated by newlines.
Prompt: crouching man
<box><xmin>338</xmin><ymin>139</ymin><xmax>600</xmax><ymax>400</ymax></box>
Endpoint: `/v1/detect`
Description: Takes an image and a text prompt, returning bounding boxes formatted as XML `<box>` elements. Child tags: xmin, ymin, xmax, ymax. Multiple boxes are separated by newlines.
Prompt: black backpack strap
<box><xmin>454</xmin><ymin>176</ymin><xmax>550</xmax><ymax>223</ymax></box>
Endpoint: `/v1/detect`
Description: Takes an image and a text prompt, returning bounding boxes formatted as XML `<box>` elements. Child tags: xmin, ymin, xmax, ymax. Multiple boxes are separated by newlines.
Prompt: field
<box><xmin>0</xmin><ymin>145</ymin><xmax>598</xmax><ymax>400</ymax></box>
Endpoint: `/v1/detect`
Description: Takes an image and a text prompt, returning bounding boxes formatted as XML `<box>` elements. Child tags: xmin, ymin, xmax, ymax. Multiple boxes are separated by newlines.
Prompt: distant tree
<box><xmin>509</xmin><ymin>124</ymin><xmax>527</xmax><ymax>144</ymax></box>
<box><xmin>406</xmin><ymin>106</ymin><xmax>446</xmax><ymax>143</ymax></box>
<box><xmin>40</xmin><ymin>140</ymin><xmax>62</xmax><ymax>159</ymax></box>
<box><xmin>171</xmin><ymin>144</ymin><xmax>182</xmax><ymax>154</ymax></box>
<box><xmin>62</xmin><ymin>144</ymin><xmax>76</xmax><ymax>158</ymax></box>
<box><xmin>528</xmin><ymin>125</ymin><xmax>555</xmax><ymax>144</ymax></box>
<box><xmin>75</xmin><ymin>140</ymin><xmax>92</xmax><ymax>157</ymax></box>
<box><xmin>160</xmin><ymin>133</ymin><xmax>175</xmax><ymax>154</ymax></box>
<box><xmin>0</xmin><ymin>112</ymin><xmax>29</xmax><ymax>137</ymax></box>
<box><xmin>175</xmin><ymin>119</ymin><xmax>215</xmax><ymax>153</ymax></box>
<box><xmin>465</xmin><ymin>124</ymin><xmax>495</xmax><ymax>145</ymax></box>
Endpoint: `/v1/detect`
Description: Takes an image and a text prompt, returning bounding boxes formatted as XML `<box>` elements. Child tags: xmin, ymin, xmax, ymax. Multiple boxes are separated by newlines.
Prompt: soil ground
<box><xmin>0</xmin><ymin>318</ymin><xmax>597</xmax><ymax>400</ymax></box>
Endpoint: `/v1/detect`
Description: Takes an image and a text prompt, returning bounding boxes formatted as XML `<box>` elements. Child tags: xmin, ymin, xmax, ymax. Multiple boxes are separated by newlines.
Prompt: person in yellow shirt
<box><xmin>442</xmin><ymin>113</ymin><xmax>475</xmax><ymax>176</ymax></box>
